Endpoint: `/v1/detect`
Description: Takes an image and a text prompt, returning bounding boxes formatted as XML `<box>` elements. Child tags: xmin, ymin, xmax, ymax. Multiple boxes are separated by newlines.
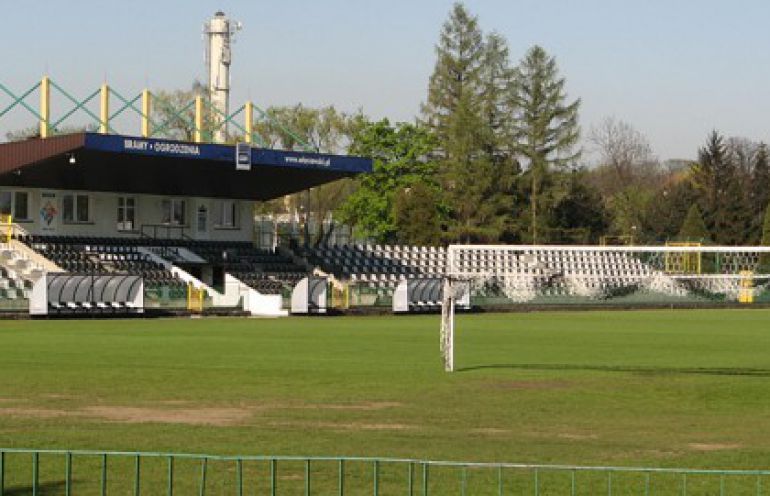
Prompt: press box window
<box><xmin>215</xmin><ymin>200</ymin><xmax>239</xmax><ymax>228</ymax></box>
<box><xmin>63</xmin><ymin>194</ymin><xmax>90</xmax><ymax>223</ymax></box>
<box><xmin>0</xmin><ymin>191</ymin><xmax>30</xmax><ymax>221</ymax></box>
<box><xmin>161</xmin><ymin>199</ymin><xmax>186</xmax><ymax>226</ymax></box>
<box><xmin>13</xmin><ymin>192</ymin><xmax>29</xmax><ymax>220</ymax></box>
<box><xmin>117</xmin><ymin>197</ymin><xmax>136</xmax><ymax>231</ymax></box>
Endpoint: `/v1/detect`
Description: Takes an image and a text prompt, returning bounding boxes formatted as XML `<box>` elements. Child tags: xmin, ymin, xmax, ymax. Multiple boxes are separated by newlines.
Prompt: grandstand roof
<box><xmin>0</xmin><ymin>133</ymin><xmax>371</xmax><ymax>200</ymax></box>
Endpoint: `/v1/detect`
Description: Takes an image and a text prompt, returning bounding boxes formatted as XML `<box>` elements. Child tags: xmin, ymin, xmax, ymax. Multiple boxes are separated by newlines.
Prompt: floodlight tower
<box><xmin>204</xmin><ymin>11</ymin><xmax>241</xmax><ymax>143</ymax></box>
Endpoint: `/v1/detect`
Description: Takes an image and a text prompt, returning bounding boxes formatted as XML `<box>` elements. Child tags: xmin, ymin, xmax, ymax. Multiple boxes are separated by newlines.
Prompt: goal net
<box><xmin>439</xmin><ymin>244</ymin><xmax>770</xmax><ymax>371</ymax></box>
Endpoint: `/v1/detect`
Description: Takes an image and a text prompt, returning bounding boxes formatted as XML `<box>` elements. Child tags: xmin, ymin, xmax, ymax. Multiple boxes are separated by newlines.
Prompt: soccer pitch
<box><xmin>2</xmin><ymin>310</ymin><xmax>770</xmax><ymax>492</ymax></box>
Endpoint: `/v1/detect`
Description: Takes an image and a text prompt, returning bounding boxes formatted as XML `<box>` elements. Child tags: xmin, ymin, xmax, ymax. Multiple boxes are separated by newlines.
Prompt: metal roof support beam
<box><xmin>40</xmin><ymin>77</ymin><xmax>50</xmax><ymax>138</ymax></box>
<box><xmin>194</xmin><ymin>96</ymin><xmax>204</xmax><ymax>143</ymax></box>
<box><xmin>100</xmin><ymin>84</ymin><xmax>110</xmax><ymax>134</ymax></box>
<box><xmin>244</xmin><ymin>101</ymin><xmax>253</xmax><ymax>144</ymax></box>
<box><xmin>141</xmin><ymin>90</ymin><xmax>151</xmax><ymax>138</ymax></box>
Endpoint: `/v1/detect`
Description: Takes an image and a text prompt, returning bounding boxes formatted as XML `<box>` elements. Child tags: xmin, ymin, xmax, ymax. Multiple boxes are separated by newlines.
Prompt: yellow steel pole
<box><xmin>39</xmin><ymin>76</ymin><xmax>51</xmax><ymax>138</ymax></box>
<box><xmin>141</xmin><ymin>89</ymin><xmax>151</xmax><ymax>138</ymax></box>
<box><xmin>194</xmin><ymin>95</ymin><xmax>204</xmax><ymax>143</ymax></box>
<box><xmin>99</xmin><ymin>84</ymin><xmax>110</xmax><ymax>134</ymax></box>
<box><xmin>244</xmin><ymin>101</ymin><xmax>254</xmax><ymax>144</ymax></box>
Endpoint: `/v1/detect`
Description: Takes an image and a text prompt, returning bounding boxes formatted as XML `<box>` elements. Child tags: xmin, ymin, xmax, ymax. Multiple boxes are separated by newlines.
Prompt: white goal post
<box><xmin>440</xmin><ymin>244</ymin><xmax>770</xmax><ymax>372</ymax></box>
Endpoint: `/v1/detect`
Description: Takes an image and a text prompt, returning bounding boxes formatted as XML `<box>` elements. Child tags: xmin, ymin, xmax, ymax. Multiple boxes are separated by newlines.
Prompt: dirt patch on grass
<box><xmin>0</xmin><ymin>400</ymin><xmax>403</xmax><ymax>428</ymax></box>
<box><xmin>272</xmin><ymin>420</ymin><xmax>414</xmax><ymax>432</ymax></box>
<box><xmin>557</xmin><ymin>432</ymin><xmax>598</xmax><ymax>441</ymax></box>
<box><xmin>278</xmin><ymin>474</ymin><xmax>304</xmax><ymax>481</ymax></box>
<box><xmin>82</xmin><ymin>406</ymin><xmax>253</xmax><ymax>426</ymax></box>
<box><xmin>0</xmin><ymin>407</ymin><xmax>74</xmax><ymax>419</ymax></box>
<box><xmin>688</xmin><ymin>442</ymin><xmax>742</xmax><ymax>451</ymax></box>
<box><xmin>303</xmin><ymin>401</ymin><xmax>403</xmax><ymax>411</ymax></box>
<box><xmin>471</xmin><ymin>427</ymin><xmax>511</xmax><ymax>436</ymax></box>
<box><xmin>484</xmin><ymin>380</ymin><xmax>569</xmax><ymax>391</ymax></box>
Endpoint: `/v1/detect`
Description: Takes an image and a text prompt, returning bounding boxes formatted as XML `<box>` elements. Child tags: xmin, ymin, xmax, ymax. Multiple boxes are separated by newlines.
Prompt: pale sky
<box><xmin>3</xmin><ymin>0</ymin><xmax>770</xmax><ymax>161</ymax></box>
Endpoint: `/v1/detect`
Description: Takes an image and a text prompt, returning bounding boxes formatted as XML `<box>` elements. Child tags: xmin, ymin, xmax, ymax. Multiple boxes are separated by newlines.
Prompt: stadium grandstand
<box><xmin>1</xmin><ymin>27</ymin><xmax>769</xmax><ymax>318</ymax></box>
<box><xmin>0</xmin><ymin>131</ymin><xmax>371</xmax><ymax>316</ymax></box>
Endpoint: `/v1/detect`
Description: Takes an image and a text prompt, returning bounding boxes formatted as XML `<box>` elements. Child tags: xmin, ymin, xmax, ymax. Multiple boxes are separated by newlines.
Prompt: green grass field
<box><xmin>2</xmin><ymin>309</ymin><xmax>770</xmax><ymax>493</ymax></box>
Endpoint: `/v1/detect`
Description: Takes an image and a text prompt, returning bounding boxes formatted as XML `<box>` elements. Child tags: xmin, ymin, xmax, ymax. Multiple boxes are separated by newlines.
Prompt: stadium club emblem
<box><xmin>40</xmin><ymin>200</ymin><xmax>57</xmax><ymax>226</ymax></box>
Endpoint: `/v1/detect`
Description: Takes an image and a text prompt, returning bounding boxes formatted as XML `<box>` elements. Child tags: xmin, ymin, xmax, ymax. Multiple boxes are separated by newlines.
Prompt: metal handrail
<box><xmin>2</xmin><ymin>448</ymin><xmax>770</xmax><ymax>495</ymax></box>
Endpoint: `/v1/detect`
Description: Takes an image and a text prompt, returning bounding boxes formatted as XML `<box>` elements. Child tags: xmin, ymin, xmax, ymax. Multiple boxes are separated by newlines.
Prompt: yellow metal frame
<box><xmin>39</xmin><ymin>76</ymin><xmax>50</xmax><ymax>138</ymax></box>
<box><xmin>330</xmin><ymin>283</ymin><xmax>350</xmax><ymax>310</ymax></box>
<box><xmin>739</xmin><ymin>270</ymin><xmax>754</xmax><ymax>304</ymax></box>
<box><xmin>141</xmin><ymin>89</ymin><xmax>152</xmax><ymax>138</ymax></box>
<box><xmin>244</xmin><ymin>101</ymin><xmax>254</xmax><ymax>144</ymax></box>
<box><xmin>186</xmin><ymin>283</ymin><xmax>205</xmax><ymax>313</ymax></box>
<box><xmin>665</xmin><ymin>242</ymin><xmax>702</xmax><ymax>274</ymax></box>
<box><xmin>0</xmin><ymin>214</ymin><xmax>12</xmax><ymax>243</ymax></box>
<box><xmin>99</xmin><ymin>83</ymin><xmax>110</xmax><ymax>134</ymax></box>
<box><xmin>25</xmin><ymin>76</ymin><xmax>266</xmax><ymax>146</ymax></box>
<box><xmin>194</xmin><ymin>96</ymin><xmax>204</xmax><ymax>143</ymax></box>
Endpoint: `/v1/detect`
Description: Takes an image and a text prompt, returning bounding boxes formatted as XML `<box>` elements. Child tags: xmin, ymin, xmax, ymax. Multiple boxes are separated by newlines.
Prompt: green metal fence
<box><xmin>2</xmin><ymin>449</ymin><xmax>770</xmax><ymax>495</ymax></box>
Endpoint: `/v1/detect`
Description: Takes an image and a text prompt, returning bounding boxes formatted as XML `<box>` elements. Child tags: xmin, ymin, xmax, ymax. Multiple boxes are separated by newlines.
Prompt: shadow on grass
<box><xmin>4</xmin><ymin>481</ymin><xmax>68</xmax><ymax>495</ymax></box>
<box><xmin>457</xmin><ymin>363</ymin><xmax>770</xmax><ymax>377</ymax></box>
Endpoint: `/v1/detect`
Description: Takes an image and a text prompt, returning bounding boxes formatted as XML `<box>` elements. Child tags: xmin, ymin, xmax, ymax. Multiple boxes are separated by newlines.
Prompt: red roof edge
<box><xmin>0</xmin><ymin>133</ymin><xmax>86</xmax><ymax>174</ymax></box>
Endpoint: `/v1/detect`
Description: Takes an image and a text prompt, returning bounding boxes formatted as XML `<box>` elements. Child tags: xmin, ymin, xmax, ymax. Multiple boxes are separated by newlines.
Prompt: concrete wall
<box><xmin>2</xmin><ymin>187</ymin><xmax>254</xmax><ymax>242</ymax></box>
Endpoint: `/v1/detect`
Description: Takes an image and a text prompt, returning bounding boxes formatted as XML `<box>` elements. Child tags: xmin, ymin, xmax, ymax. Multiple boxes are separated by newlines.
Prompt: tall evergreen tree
<box><xmin>678</xmin><ymin>204</ymin><xmax>710</xmax><ymax>242</ymax></box>
<box><xmin>478</xmin><ymin>32</ymin><xmax>516</xmax><ymax>168</ymax></box>
<box><xmin>422</xmin><ymin>3</ymin><xmax>516</xmax><ymax>242</ymax></box>
<box><xmin>692</xmin><ymin>131</ymin><xmax>748</xmax><ymax>244</ymax></box>
<box><xmin>510</xmin><ymin>45</ymin><xmax>581</xmax><ymax>243</ymax></box>
<box><xmin>477</xmin><ymin>32</ymin><xmax>520</xmax><ymax>240</ymax></box>
<box><xmin>552</xmin><ymin>169</ymin><xmax>609</xmax><ymax>243</ymax></box>
<box><xmin>422</xmin><ymin>3</ymin><xmax>484</xmax><ymax>146</ymax></box>
<box><xmin>750</xmin><ymin>143</ymin><xmax>770</xmax><ymax>242</ymax></box>
<box><xmin>760</xmin><ymin>202</ymin><xmax>770</xmax><ymax>270</ymax></box>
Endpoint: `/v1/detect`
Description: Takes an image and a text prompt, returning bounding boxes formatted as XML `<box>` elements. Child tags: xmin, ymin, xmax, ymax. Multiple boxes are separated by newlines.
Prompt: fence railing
<box><xmin>2</xmin><ymin>449</ymin><xmax>770</xmax><ymax>495</ymax></box>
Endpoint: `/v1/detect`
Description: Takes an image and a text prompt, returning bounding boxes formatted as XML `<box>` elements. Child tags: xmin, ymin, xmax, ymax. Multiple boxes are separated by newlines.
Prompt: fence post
<box><xmin>65</xmin><ymin>452</ymin><xmax>72</xmax><ymax>496</ymax></box>
<box><xmin>167</xmin><ymin>456</ymin><xmax>174</xmax><ymax>496</ymax></box>
<box><xmin>305</xmin><ymin>459</ymin><xmax>310</xmax><ymax>496</ymax></box>
<box><xmin>422</xmin><ymin>463</ymin><xmax>429</xmax><ymax>496</ymax></box>
<box><xmin>236</xmin><ymin>459</ymin><xmax>243</xmax><ymax>496</ymax></box>
<box><xmin>0</xmin><ymin>451</ymin><xmax>3</xmax><ymax>496</ymax></box>
<box><xmin>198</xmin><ymin>458</ymin><xmax>207</xmax><ymax>496</ymax></box>
<box><xmin>408</xmin><ymin>462</ymin><xmax>414</xmax><ymax>496</ymax></box>
<box><xmin>682</xmin><ymin>473</ymin><xmax>687</xmax><ymax>496</ymax></box>
<box><xmin>498</xmin><ymin>466</ymin><xmax>503</xmax><ymax>496</ymax></box>
<box><xmin>32</xmin><ymin>452</ymin><xmax>39</xmax><ymax>496</ymax></box>
<box><xmin>373</xmin><ymin>460</ymin><xmax>379</xmax><ymax>496</ymax></box>
<box><xmin>338</xmin><ymin>459</ymin><xmax>344</xmax><ymax>496</ymax></box>
<box><xmin>645</xmin><ymin>472</ymin><xmax>650</xmax><ymax>496</ymax></box>
<box><xmin>101</xmin><ymin>454</ymin><xmax>107</xmax><ymax>496</ymax></box>
<box><xmin>461</xmin><ymin>465</ymin><xmax>467</xmax><ymax>496</ymax></box>
<box><xmin>270</xmin><ymin>459</ymin><xmax>276</xmax><ymax>496</ymax></box>
<box><xmin>134</xmin><ymin>454</ymin><xmax>141</xmax><ymax>496</ymax></box>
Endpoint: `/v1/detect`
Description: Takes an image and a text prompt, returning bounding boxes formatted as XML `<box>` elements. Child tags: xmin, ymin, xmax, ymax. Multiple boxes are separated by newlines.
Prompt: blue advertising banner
<box><xmin>83</xmin><ymin>133</ymin><xmax>371</xmax><ymax>174</ymax></box>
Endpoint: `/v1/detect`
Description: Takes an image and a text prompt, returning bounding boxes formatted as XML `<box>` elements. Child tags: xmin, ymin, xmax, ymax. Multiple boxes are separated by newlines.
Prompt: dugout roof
<box><xmin>0</xmin><ymin>133</ymin><xmax>371</xmax><ymax>200</ymax></box>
